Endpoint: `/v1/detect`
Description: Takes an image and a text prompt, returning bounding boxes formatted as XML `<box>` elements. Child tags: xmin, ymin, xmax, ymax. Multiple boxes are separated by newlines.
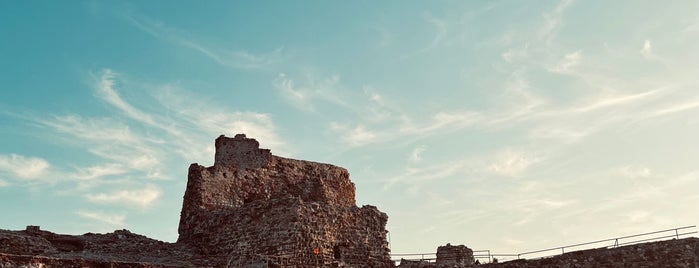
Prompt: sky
<box><xmin>1</xmin><ymin>0</ymin><xmax>698</xmax><ymax>259</ymax></box>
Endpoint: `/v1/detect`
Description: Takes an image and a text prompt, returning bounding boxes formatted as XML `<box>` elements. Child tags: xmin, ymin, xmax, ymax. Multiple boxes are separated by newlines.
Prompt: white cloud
<box><xmin>363</xmin><ymin>87</ymin><xmax>403</xmax><ymax>123</ymax></box>
<box><xmin>510</xmin><ymin>197</ymin><xmax>576</xmax><ymax>225</ymax></box>
<box><xmin>502</xmin><ymin>47</ymin><xmax>529</xmax><ymax>63</ymax></box>
<box><xmin>178</xmin><ymin>37</ymin><xmax>284</xmax><ymax>70</ymax></box>
<box><xmin>440</xmin><ymin>208</ymin><xmax>495</xmax><ymax>226</ymax></box>
<box><xmin>647</xmin><ymin>100</ymin><xmax>699</xmax><ymax>118</ymax></box>
<box><xmin>667</xmin><ymin>170</ymin><xmax>699</xmax><ymax>187</ymax></box>
<box><xmin>640</xmin><ymin>39</ymin><xmax>653</xmax><ymax>59</ymax></box>
<box><xmin>539</xmin><ymin>0</ymin><xmax>575</xmax><ymax>41</ymax></box>
<box><xmin>371</xmin><ymin>26</ymin><xmax>395</xmax><ymax>47</ymax></box>
<box><xmin>0</xmin><ymin>154</ymin><xmax>50</xmax><ymax>179</ymax></box>
<box><xmin>383</xmin><ymin>157</ymin><xmax>474</xmax><ymax>188</ymax></box>
<box><xmin>39</xmin><ymin>115</ymin><xmax>142</xmax><ymax>144</ymax></box>
<box><xmin>423</xmin><ymin>13</ymin><xmax>448</xmax><ymax>51</ymax></box>
<box><xmin>272</xmin><ymin>72</ymin><xmax>349</xmax><ymax>112</ymax></box>
<box><xmin>35</xmin><ymin>68</ymin><xmax>287</xmax><ymax>170</ymax></box>
<box><xmin>0</xmin><ymin>179</ymin><xmax>8</xmax><ymax>187</ymax></box>
<box><xmin>575</xmin><ymin>87</ymin><xmax>666</xmax><ymax>113</ymax></box>
<box><xmin>331</xmin><ymin>123</ymin><xmax>378</xmax><ymax>147</ymax></box>
<box><xmin>399</xmin><ymin>111</ymin><xmax>482</xmax><ymax>136</ymax></box>
<box><xmin>549</xmin><ymin>50</ymin><xmax>581</xmax><ymax>73</ymax></box>
<box><xmin>94</xmin><ymin>69</ymin><xmax>157</xmax><ymax>126</ymax></box>
<box><xmin>409</xmin><ymin>146</ymin><xmax>428</xmax><ymax>163</ymax></box>
<box><xmin>77</xmin><ymin>210</ymin><xmax>126</xmax><ymax>227</ymax></box>
<box><xmin>626</xmin><ymin>210</ymin><xmax>651</xmax><ymax>223</ymax></box>
<box><xmin>127</xmin><ymin>154</ymin><xmax>160</xmax><ymax>171</ymax></box>
<box><xmin>427</xmin><ymin>192</ymin><xmax>454</xmax><ymax>207</ymax></box>
<box><xmin>85</xmin><ymin>185</ymin><xmax>161</xmax><ymax>208</ymax></box>
<box><xmin>273</xmin><ymin>73</ymin><xmax>312</xmax><ymax>110</ymax></box>
<box><xmin>75</xmin><ymin>164</ymin><xmax>128</xmax><ymax>181</ymax></box>
<box><xmin>34</xmin><ymin>114</ymin><xmax>165</xmax><ymax>179</ymax></box>
<box><xmin>618</xmin><ymin>165</ymin><xmax>652</xmax><ymax>179</ymax></box>
<box><xmin>487</xmin><ymin>149</ymin><xmax>541</xmax><ymax>177</ymax></box>
<box><xmin>151</xmin><ymin>84</ymin><xmax>288</xmax><ymax>157</ymax></box>
<box><xmin>123</xmin><ymin>13</ymin><xmax>283</xmax><ymax>70</ymax></box>
<box><xmin>503</xmin><ymin>238</ymin><xmax>525</xmax><ymax>246</ymax></box>
<box><xmin>227</xmin><ymin>48</ymin><xmax>285</xmax><ymax>70</ymax></box>
<box><xmin>529</xmin><ymin>127</ymin><xmax>588</xmax><ymax>142</ymax></box>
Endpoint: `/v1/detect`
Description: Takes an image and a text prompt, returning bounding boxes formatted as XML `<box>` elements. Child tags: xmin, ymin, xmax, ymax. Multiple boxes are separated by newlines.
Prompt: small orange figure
<box><xmin>313</xmin><ymin>248</ymin><xmax>319</xmax><ymax>254</ymax></box>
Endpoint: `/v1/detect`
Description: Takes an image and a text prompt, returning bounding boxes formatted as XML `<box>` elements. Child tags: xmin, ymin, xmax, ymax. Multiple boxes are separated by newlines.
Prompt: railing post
<box><xmin>675</xmin><ymin>229</ymin><xmax>679</xmax><ymax>239</ymax></box>
<box><xmin>561</xmin><ymin>247</ymin><xmax>564</xmax><ymax>254</ymax></box>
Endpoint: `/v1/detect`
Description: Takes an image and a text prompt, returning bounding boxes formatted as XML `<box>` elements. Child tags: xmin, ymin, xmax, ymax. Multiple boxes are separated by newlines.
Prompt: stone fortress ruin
<box><xmin>177</xmin><ymin>134</ymin><xmax>392</xmax><ymax>267</ymax></box>
<box><xmin>0</xmin><ymin>134</ymin><xmax>697</xmax><ymax>267</ymax></box>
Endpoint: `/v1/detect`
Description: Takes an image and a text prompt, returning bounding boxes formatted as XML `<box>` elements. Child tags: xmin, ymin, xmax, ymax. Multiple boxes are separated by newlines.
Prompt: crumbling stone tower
<box><xmin>177</xmin><ymin>134</ymin><xmax>392</xmax><ymax>267</ymax></box>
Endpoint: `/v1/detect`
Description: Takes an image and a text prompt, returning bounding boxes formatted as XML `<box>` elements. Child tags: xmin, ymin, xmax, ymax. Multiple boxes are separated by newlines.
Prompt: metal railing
<box><xmin>391</xmin><ymin>225</ymin><xmax>697</xmax><ymax>264</ymax></box>
<box><xmin>391</xmin><ymin>250</ymin><xmax>494</xmax><ymax>263</ymax></box>
<box><xmin>391</xmin><ymin>252</ymin><xmax>436</xmax><ymax>263</ymax></box>
<box><xmin>515</xmin><ymin>225</ymin><xmax>697</xmax><ymax>260</ymax></box>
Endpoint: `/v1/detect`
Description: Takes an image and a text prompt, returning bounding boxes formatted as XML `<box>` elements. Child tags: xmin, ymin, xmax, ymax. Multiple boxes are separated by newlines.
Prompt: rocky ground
<box><xmin>0</xmin><ymin>227</ymin><xmax>230</xmax><ymax>267</ymax></box>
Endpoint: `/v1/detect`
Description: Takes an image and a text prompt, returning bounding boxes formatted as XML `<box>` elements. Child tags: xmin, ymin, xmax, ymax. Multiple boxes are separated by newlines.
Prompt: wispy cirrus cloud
<box><xmin>272</xmin><ymin>72</ymin><xmax>352</xmax><ymax>113</ymax></box>
<box><xmin>90</xmin><ymin>68</ymin><xmax>287</xmax><ymax>160</ymax></box>
<box><xmin>487</xmin><ymin>149</ymin><xmax>542</xmax><ymax>178</ymax></box>
<box><xmin>646</xmin><ymin>100</ymin><xmax>699</xmax><ymax>118</ymax></box>
<box><xmin>617</xmin><ymin>165</ymin><xmax>652</xmax><ymax>179</ymax></box>
<box><xmin>122</xmin><ymin>12</ymin><xmax>285</xmax><ymax>70</ymax></box>
<box><xmin>574</xmin><ymin>87</ymin><xmax>666</xmax><ymax>113</ymax></box>
<box><xmin>549</xmin><ymin>50</ymin><xmax>581</xmax><ymax>73</ymax></box>
<box><xmin>8</xmin><ymin>68</ymin><xmax>287</xmax><ymax>222</ymax></box>
<box><xmin>409</xmin><ymin>146</ymin><xmax>428</xmax><ymax>163</ymax></box>
<box><xmin>422</xmin><ymin>13</ymin><xmax>448</xmax><ymax>52</ymax></box>
<box><xmin>0</xmin><ymin>154</ymin><xmax>50</xmax><ymax>180</ymax></box>
<box><xmin>86</xmin><ymin>185</ymin><xmax>161</xmax><ymax>208</ymax></box>
<box><xmin>510</xmin><ymin>197</ymin><xmax>576</xmax><ymax>226</ymax></box>
<box><xmin>93</xmin><ymin>70</ymin><xmax>158</xmax><ymax>126</ymax></box>
<box><xmin>75</xmin><ymin>164</ymin><xmax>132</xmax><ymax>181</ymax></box>
<box><xmin>329</xmin><ymin>123</ymin><xmax>378</xmax><ymax>148</ymax></box>
<box><xmin>539</xmin><ymin>0</ymin><xmax>575</xmax><ymax>42</ymax></box>
<box><xmin>640</xmin><ymin>39</ymin><xmax>653</xmax><ymax>59</ymax></box>
<box><xmin>77</xmin><ymin>210</ymin><xmax>126</xmax><ymax>227</ymax></box>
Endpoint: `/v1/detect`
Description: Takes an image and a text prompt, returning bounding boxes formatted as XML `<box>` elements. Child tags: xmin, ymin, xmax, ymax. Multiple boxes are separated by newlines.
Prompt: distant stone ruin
<box><xmin>397</xmin><ymin>243</ymin><xmax>474</xmax><ymax>268</ymax></box>
<box><xmin>178</xmin><ymin>134</ymin><xmax>392</xmax><ymax>267</ymax></box>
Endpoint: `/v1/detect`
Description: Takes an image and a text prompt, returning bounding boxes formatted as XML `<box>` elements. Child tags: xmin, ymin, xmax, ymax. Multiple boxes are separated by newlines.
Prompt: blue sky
<box><xmin>1</xmin><ymin>0</ymin><xmax>698</xmax><ymax>257</ymax></box>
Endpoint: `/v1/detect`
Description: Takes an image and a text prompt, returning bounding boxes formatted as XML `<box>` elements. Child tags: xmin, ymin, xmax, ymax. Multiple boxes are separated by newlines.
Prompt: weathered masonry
<box><xmin>177</xmin><ymin>134</ymin><xmax>393</xmax><ymax>267</ymax></box>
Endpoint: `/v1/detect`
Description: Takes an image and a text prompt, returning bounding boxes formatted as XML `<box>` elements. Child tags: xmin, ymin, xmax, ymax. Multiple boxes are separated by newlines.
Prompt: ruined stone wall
<box><xmin>182</xmin><ymin>156</ymin><xmax>356</xmax><ymax>211</ymax></box>
<box><xmin>436</xmin><ymin>244</ymin><xmax>474</xmax><ymax>266</ymax></box>
<box><xmin>397</xmin><ymin>243</ymin><xmax>475</xmax><ymax>268</ymax></box>
<box><xmin>483</xmin><ymin>237</ymin><xmax>699</xmax><ymax>268</ymax></box>
<box><xmin>177</xmin><ymin>134</ymin><xmax>391</xmax><ymax>267</ymax></box>
<box><xmin>181</xmin><ymin>197</ymin><xmax>390</xmax><ymax>267</ymax></box>
<box><xmin>214</xmin><ymin>134</ymin><xmax>272</xmax><ymax>169</ymax></box>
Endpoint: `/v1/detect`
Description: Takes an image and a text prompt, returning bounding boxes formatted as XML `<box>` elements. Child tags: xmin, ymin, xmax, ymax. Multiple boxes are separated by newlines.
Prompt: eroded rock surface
<box><xmin>0</xmin><ymin>227</ymin><xmax>198</xmax><ymax>267</ymax></box>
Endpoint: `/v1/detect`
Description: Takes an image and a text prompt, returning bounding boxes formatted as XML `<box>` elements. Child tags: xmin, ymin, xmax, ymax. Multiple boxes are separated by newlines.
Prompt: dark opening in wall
<box><xmin>333</xmin><ymin>245</ymin><xmax>341</xmax><ymax>260</ymax></box>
